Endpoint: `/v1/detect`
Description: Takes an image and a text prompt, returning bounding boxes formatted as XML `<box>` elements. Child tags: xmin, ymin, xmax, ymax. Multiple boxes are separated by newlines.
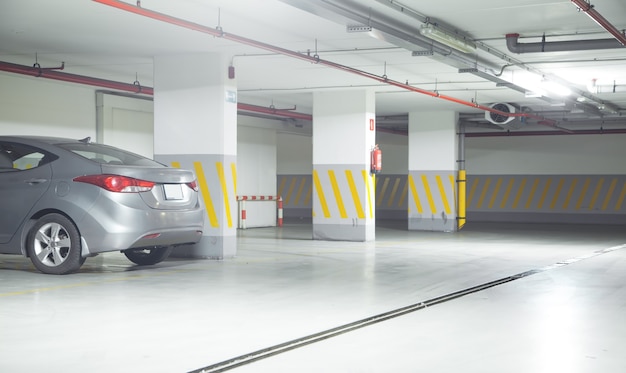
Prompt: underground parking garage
<box><xmin>2</xmin><ymin>0</ymin><xmax>626</xmax><ymax>372</ymax></box>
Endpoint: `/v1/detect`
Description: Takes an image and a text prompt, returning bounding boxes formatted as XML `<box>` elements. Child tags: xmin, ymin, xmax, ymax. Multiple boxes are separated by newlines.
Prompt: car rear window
<box><xmin>58</xmin><ymin>143</ymin><xmax>164</xmax><ymax>167</ymax></box>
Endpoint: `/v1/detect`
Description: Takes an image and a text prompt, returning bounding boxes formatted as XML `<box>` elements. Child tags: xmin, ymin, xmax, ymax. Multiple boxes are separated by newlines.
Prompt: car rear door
<box><xmin>0</xmin><ymin>150</ymin><xmax>53</xmax><ymax>245</ymax></box>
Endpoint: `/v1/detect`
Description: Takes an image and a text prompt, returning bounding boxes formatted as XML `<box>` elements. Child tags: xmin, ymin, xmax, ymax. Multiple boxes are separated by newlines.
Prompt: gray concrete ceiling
<box><xmin>1</xmin><ymin>0</ymin><xmax>625</xmax><ymax>133</ymax></box>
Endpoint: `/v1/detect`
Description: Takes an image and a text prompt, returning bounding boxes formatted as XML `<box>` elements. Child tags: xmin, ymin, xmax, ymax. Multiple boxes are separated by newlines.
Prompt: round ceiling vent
<box><xmin>486</xmin><ymin>102</ymin><xmax>516</xmax><ymax>125</ymax></box>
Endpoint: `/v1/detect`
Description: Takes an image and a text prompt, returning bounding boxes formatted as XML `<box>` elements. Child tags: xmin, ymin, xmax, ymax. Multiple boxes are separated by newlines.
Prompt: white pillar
<box><xmin>408</xmin><ymin>111</ymin><xmax>459</xmax><ymax>232</ymax></box>
<box><xmin>153</xmin><ymin>53</ymin><xmax>237</xmax><ymax>258</ymax></box>
<box><xmin>312</xmin><ymin>90</ymin><xmax>376</xmax><ymax>241</ymax></box>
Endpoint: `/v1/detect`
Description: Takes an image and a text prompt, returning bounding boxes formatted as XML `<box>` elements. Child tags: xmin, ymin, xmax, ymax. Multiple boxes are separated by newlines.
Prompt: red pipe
<box><xmin>237</xmin><ymin>103</ymin><xmax>312</xmax><ymax>121</ymax></box>
<box><xmin>3</xmin><ymin>59</ymin><xmax>615</xmax><ymax>136</ymax></box>
<box><xmin>93</xmin><ymin>0</ymin><xmax>566</xmax><ymax>130</ymax></box>
<box><xmin>466</xmin><ymin>128</ymin><xmax>626</xmax><ymax>137</ymax></box>
<box><xmin>0</xmin><ymin>60</ymin><xmax>152</xmax><ymax>95</ymax></box>
<box><xmin>571</xmin><ymin>0</ymin><xmax>626</xmax><ymax>46</ymax></box>
<box><xmin>0</xmin><ymin>60</ymin><xmax>316</xmax><ymax>121</ymax></box>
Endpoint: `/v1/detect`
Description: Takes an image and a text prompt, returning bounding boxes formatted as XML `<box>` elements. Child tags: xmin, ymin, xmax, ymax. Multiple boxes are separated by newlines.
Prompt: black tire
<box><xmin>26</xmin><ymin>213</ymin><xmax>83</xmax><ymax>275</ymax></box>
<box><xmin>123</xmin><ymin>246</ymin><xmax>173</xmax><ymax>266</ymax></box>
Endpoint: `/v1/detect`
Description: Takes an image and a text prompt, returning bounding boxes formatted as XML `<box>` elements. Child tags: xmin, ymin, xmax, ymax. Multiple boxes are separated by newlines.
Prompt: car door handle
<box><xmin>25</xmin><ymin>178</ymin><xmax>48</xmax><ymax>185</ymax></box>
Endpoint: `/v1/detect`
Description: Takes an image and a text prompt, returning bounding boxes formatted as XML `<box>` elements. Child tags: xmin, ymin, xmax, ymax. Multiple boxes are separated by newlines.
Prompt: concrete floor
<box><xmin>1</xmin><ymin>221</ymin><xmax>626</xmax><ymax>373</ymax></box>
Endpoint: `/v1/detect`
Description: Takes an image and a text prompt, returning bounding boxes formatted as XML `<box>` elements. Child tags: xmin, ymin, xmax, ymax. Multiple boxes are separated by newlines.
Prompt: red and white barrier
<box><xmin>237</xmin><ymin>195</ymin><xmax>283</xmax><ymax>229</ymax></box>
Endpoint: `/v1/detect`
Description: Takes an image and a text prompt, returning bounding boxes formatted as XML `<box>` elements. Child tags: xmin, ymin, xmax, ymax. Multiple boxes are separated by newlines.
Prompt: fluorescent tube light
<box><xmin>419</xmin><ymin>24</ymin><xmax>476</xmax><ymax>53</ymax></box>
<box><xmin>541</xmin><ymin>79</ymin><xmax>572</xmax><ymax>97</ymax></box>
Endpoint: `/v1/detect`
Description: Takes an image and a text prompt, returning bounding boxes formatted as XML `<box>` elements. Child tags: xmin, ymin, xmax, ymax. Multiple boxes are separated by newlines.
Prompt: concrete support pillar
<box><xmin>312</xmin><ymin>90</ymin><xmax>376</xmax><ymax>241</ymax></box>
<box><xmin>153</xmin><ymin>53</ymin><xmax>237</xmax><ymax>258</ymax></box>
<box><xmin>408</xmin><ymin>111</ymin><xmax>459</xmax><ymax>232</ymax></box>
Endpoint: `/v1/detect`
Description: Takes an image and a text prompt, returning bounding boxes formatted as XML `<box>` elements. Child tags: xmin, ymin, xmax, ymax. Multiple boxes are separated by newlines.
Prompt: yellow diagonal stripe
<box><xmin>538</xmin><ymin>178</ymin><xmax>552</xmax><ymax>209</ymax></box>
<box><xmin>576</xmin><ymin>178</ymin><xmax>591</xmax><ymax>210</ymax></box>
<box><xmin>421</xmin><ymin>175</ymin><xmax>436</xmax><ymax>214</ymax></box>
<box><xmin>295</xmin><ymin>177</ymin><xmax>306</xmax><ymax>206</ymax></box>
<box><xmin>388</xmin><ymin>177</ymin><xmax>401</xmax><ymax>208</ymax></box>
<box><xmin>305</xmin><ymin>183</ymin><xmax>312</xmax><ymax>206</ymax></box>
<box><xmin>563</xmin><ymin>178</ymin><xmax>578</xmax><ymax>209</ymax></box>
<box><xmin>313</xmin><ymin>170</ymin><xmax>331</xmax><ymax>218</ymax></box>
<box><xmin>468</xmin><ymin>178</ymin><xmax>479</xmax><ymax>208</ymax></box>
<box><xmin>477</xmin><ymin>178</ymin><xmax>491</xmax><ymax>209</ymax></box>
<box><xmin>362</xmin><ymin>170</ymin><xmax>374</xmax><ymax>219</ymax></box>
<box><xmin>436</xmin><ymin>175</ymin><xmax>451</xmax><ymax>214</ymax></box>
<box><xmin>525</xmin><ymin>178</ymin><xmax>539</xmax><ymax>209</ymax></box>
<box><xmin>449</xmin><ymin>175</ymin><xmax>456</xmax><ymax>213</ymax></box>
<box><xmin>345</xmin><ymin>170</ymin><xmax>365</xmax><ymax>219</ymax></box>
<box><xmin>408</xmin><ymin>174</ymin><xmax>423</xmax><ymax>214</ymax></box>
<box><xmin>615</xmin><ymin>182</ymin><xmax>626</xmax><ymax>211</ymax></box>
<box><xmin>550</xmin><ymin>178</ymin><xmax>564</xmax><ymax>209</ymax></box>
<box><xmin>278</xmin><ymin>177</ymin><xmax>287</xmax><ymax>201</ymax></box>
<box><xmin>501</xmin><ymin>178</ymin><xmax>514</xmax><ymax>209</ymax></box>
<box><xmin>378</xmin><ymin>177</ymin><xmax>390</xmax><ymax>207</ymax></box>
<box><xmin>398</xmin><ymin>178</ymin><xmax>408</xmax><ymax>208</ymax></box>
<box><xmin>602</xmin><ymin>178</ymin><xmax>617</xmax><ymax>211</ymax></box>
<box><xmin>513</xmin><ymin>178</ymin><xmax>526</xmax><ymax>209</ymax></box>
<box><xmin>328</xmin><ymin>170</ymin><xmax>347</xmax><ymax>219</ymax></box>
<box><xmin>589</xmin><ymin>178</ymin><xmax>605</xmax><ymax>210</ymax></box>
<box><xmin>194</xmin><ymin>162</ymin><xmax>218</xmax><ymax>228</ymax></box>
<box><xmin>231</xmin><ymin>163</ymin><xmax>237</xmax><ymax>196</ymax></box>
<box><xmin>285</xmin><ymin>176</ymin><xmax>297</xmax><ymax>205</ymax></box>
<box><xmin>171</xmin><ymin>161</ymin><xmax>181</xmax><ymax>168</ymax></box>
<box><xmin>216</xmin><ymin>162</ymin><xmax>233</xmax><ymax>228</ymax></box>
<box><xmin>488</xmin><ymin>177</ymin><xmax>502</xmax><ymax>209</ymax></box>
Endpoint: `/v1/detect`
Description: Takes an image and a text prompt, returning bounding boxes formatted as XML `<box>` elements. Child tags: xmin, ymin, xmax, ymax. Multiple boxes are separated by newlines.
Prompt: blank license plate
<box><xmin>163</xmin><ymin>184</ymin><xmax>184</xmax><ymax>200</ymax></box>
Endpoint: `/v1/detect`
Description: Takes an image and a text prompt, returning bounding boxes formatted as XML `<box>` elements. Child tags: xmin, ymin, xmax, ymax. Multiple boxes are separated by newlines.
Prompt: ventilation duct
<box><xmin>485</xmin><ymin>103</ymin><xmax>525</xmax><ymax>130</ymax></box>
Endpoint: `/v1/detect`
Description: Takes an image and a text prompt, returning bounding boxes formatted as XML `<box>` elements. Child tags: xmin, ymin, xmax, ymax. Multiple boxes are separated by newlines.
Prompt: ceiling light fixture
<box><xmin>541</xmin><ymin>79</ymin><xmax>572</xmax><ymax>97</ymax></box>
<box><xmin>419</xmin><ymin>23</ymin><xmax>476</xmax><ymax>53</ymax></box>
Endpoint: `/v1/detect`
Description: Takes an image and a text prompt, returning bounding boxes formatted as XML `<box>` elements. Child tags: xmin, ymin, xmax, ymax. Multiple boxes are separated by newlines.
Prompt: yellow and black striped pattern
<box><xmin>310</xmin><ymin>167</ymin><xmax>375</xmax><ymax>221</ymax></box>
<box><xmin>467</xmin><ymin>175</ymin><xmax>626</xmax><ymax>213</ymax></box>
<box><xmin>166</xmin><ymin>156</ymin><xmax>237</xmax><ymax>230</ymax></box>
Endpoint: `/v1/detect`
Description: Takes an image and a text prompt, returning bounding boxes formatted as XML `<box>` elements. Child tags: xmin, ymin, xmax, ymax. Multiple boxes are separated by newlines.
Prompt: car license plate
<box><xmin>163</xmin><ymin>184</ymin><xmax>184</xmax><ymax>200</ymax></box>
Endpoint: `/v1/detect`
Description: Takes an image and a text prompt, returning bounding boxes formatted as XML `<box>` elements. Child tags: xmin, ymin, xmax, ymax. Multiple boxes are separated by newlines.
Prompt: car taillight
<box><xmin>74</xmin><ymin>174</ymin><xmax>155</xmax><ymax>193</ymax></box>
<box><xmin>187</xmin><ymin>180</ymin><xmax>198</xmax><ymax>192</ymax></box>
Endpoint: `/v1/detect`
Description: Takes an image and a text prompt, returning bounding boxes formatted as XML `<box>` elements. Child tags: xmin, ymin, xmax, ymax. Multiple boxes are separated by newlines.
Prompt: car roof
<box><xmin>0</xmin><ymin>135</ymin><xmax>90</xmax><ymax>145</ymax></box>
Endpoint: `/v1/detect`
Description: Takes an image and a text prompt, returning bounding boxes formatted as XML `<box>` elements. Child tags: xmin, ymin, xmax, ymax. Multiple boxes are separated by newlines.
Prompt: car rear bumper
<box><xmin>75</xmin><ymin>196</ymin><xmax>205</xmax><ymax>255</ymax></box>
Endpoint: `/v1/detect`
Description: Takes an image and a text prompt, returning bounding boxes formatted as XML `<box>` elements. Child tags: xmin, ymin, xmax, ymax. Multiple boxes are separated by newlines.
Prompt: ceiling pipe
<box><xmin>0</xmin><ymin>60</ymin><xmax>152</xmax><ymax>95</ymax></box>
<box><xmin>373</xmin><ymin>0</ymin><xmax>619</xmax><ymax>117</ymax></box>
<box><xmin>588</xmin><ymin>79</ymin><xmax>626</xmax><ymax>94</ymax></box>
<box><xmin>237</xmin><ymin>103</ymin><xmax>312</xmax><ymax>121</ymax></box>
<box><xmin>505</xmin><ymin>33</ymin><xmax>622</xmax><ymax>53</ymax></box>
<box><xmin>571</xmin><ymin>0</ymin><xmax>626</xmax><ymax>46</ymax></box>
<box><xmin>93</xmin><ymin>0</ymin><xmax>570</xmax><ymax>132</ymax></box>
<box><xmin>4</xmin><ymin>59</ymin><xmax>620</xmax><ymax>137</ymax></box>
<box><xmin>0</xmin><ymin>60</ymin><xmax>315</xmax><ymax>121</ymax></box>
<box><xmin>465</xmin><ymin>128</ymin><xmax>626</xmax><ymax>137</ymax></box>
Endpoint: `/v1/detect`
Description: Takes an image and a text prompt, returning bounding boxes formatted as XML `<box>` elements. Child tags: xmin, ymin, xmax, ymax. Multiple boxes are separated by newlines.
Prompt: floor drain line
<box><xmin>189</xmin><ymin>243</ymin><xmax>626</xmax><ymax>373</ymax></box>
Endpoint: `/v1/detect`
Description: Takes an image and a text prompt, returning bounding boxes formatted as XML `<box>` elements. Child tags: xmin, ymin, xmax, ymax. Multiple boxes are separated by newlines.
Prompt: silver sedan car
<box><xmin>0</xmin><ymin>136</ymin><xmax>204</xmax><ymax>274</ymax></box>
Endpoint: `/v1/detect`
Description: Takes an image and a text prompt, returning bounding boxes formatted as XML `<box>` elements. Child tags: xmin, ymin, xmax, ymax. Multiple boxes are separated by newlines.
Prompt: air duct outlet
<box><xmin>485</xmin><ymin>103</ymin><xmax>525</xmax><ymax>130</ymax></box>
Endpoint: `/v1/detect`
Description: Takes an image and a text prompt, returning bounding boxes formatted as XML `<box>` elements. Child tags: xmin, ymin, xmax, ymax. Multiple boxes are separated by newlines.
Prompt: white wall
<box><xmin>237</xmin><ymin>126</ymin><xmax>278</xmax><ymax>227</ymax></box>
<box><xmin>0</xmin><ymin>74</ymin><xmax>96</xmax><ymax>137</ymax></box>
<box><xmin>376</xmin><ymin>131</ymin><xmax>408</xmax><ymax>174</ymax></box>
<box><xmin>277</xmin><ymin>132</ymin><xmax>312</xmax><ymax>174</ymax></box>
<box><xmin>466</xmin><ymin>135</ymin><xmax>626</xmax><ymax>174</ymax></box>
<box><xmin>301</xmin><ymin>130</ymin><xmax>626</xmax><ymax>176</ymax></box>
<box><xmin>97</xmin><ymin>92</ymin><xmax>154</xmax><ymax>158</ymax></box>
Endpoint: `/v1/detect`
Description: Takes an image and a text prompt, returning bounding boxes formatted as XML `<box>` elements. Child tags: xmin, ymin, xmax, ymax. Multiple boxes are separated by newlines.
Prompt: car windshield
<box><xmin>58</xmin><ymin>142</ymin><xmax>163</xmax><ymax>167</ymax></box>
